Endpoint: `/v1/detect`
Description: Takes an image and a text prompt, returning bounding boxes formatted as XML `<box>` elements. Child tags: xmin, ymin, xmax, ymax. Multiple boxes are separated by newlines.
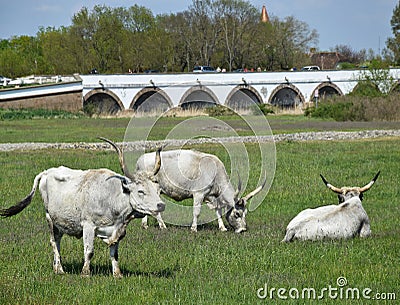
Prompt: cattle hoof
<box><xmin>113</xmin><ymin>272</ymin><xmax>123</xmax><ymax>279</ymax></box>
<box><xmin>141</xmin><ymin>224</ymin><xmax>149</xmax><ymax>230</ymax></box>
<box><xmin>219</xmin><ymin>227</ymin><xmax>228</xmax><ymax>232</ymax></box>
<box><xmin>81</xmin><ymin>269</ymin><xmax>91</xmax><ymax>277</ymax></box>
<box><xmin>190</xmin><ymin>226</ymin><xmax>197</xmax><ymax>232</ymax></box>
<box><xmin>53</xmin><ymin>267</ymin><xmax>65</xmax><ymax>275</ymax></box>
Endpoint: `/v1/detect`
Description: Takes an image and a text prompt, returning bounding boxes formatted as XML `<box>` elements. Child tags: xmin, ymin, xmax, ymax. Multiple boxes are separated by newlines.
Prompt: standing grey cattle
<box><xmin>99</xmin><ymin>138</ymin><xmax>264</xmax><ymax>233</ymax></box>
<box><xmin>136</xmin><ymin>149</ymin><xmax>264</xmax><ymax>233</ymax></box>
<box><xmin>0</xmin><ymin>150</ymin><xmax>164</xmax><ymax>277</ymax></box>
<box><xmin>282</xmin><ymin>171</ymin><xmax>380</xmax><ymax>242</ymax></box>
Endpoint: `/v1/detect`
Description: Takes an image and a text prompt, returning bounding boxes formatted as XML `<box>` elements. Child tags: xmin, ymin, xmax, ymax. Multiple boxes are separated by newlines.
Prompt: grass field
<box><xmin>0</xmin><ymin>136</ymin><xmax>399</xmax><ymax>304</ymax></box>
<box><xmin>1</xmin><ymin>115</ymin><xmax>399</xmax><ymax>143</ymax></box>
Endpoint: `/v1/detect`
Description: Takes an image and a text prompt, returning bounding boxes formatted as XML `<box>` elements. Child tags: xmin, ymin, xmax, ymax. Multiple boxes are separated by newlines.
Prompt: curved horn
<box><xmin>153</xmin><ymin>147</ymin><xmax>162</xmax><ymax>175</ymax></box>
<box><xmin>106</xmin><ymin>175</ymin><xmax>131</xmax><ymax>193</ymax></box>
<box><xmin>106</xmin><ymin>175</ymin><xmax>130</xmax><ymax>184</ymax></box>
<box><xmin>243</xmin><ymin>178</ymin><xmax>267</xmax><ymax>201</ymax></box>
<box><xmin>234</xmin><ymin>172</ymin><xmax>242</xmax><ymax>198</ymax></box>
<box><xmin>98</xmin><ymin>137</ymin><xmax>132</xmax><ymax>178</ymax></box>
<box><xmin>359</xmin><ymin>171</ymin><xmax>380</xmax><ymax>193</ymax></box>
<box><xmin>320</xmin><ymin>174</ymin><xmax>342</xmax><ymax>194</ymax></box>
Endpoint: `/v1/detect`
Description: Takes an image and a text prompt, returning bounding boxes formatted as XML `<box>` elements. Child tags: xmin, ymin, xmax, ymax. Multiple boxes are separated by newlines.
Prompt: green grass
<box><xmin>0</xmin><ymin>139</ymin><xmax>399</xmax><ymax>304</ymax></box>
<box><xmin>1</xmin><ymin>114</ymin><xmax>399</xmax><ymax>143</ymax></box>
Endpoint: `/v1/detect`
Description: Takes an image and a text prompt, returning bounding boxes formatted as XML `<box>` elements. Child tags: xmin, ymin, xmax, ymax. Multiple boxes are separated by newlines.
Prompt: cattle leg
<box><xmin>141</xmin><ymin>214</ymin><xmax>166</xmax><ymax>230</ymax></box>
<box><xmin>359</xmin><ymin>220</ymin><xmax>371</xmax><ymax>238</ymax></box>
<box><xmin>110</xmin><ymin>243</ymin><xmax>123</xmax><ymax>278</ymax></box>
<box><xmin>155</xmin><ymin>213</ymin><xmax>167</xmax><ymax>229</ymax></box>
<box><xmin>191</xmin><ymin>193</ymin><xmax>204</xmax><ymax>232</ymax></box>
<box><xmin>81</xmin><ymin>223</ymin><xmax>95</xmax><ymax>277</ymax></box>
<box><xmin>215</xmin><ymin>208</ymin><xmax>227</xmax><ymax>232</ymax></box>
<box><xmin>281</xmin><ymin>229</ymin><xmax>295</xmax><ymax>242</ymax></box>
<box><xmin>46</xmin><ymin>213</ymin><xmax>65</xmax><ymax>274</ymax></box>
<box><xmin>141</xmin><ymin>216</ymin><xmax>149</xmax><ymax>229</ymax></box>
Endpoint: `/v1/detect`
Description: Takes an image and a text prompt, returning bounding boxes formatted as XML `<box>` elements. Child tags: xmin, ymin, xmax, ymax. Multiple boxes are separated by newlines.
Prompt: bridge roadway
<box><xmin>80</xmin><ymin>69</ymin><xmax>400</xmax><ymax>114</ymax></box>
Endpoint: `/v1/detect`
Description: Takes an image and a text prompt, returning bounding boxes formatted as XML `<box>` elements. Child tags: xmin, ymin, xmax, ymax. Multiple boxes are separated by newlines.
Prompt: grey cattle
<box><xmin>136</xmin><ymin>149</ymin><xmax>264</xmax><ymax>233</ymax></box>
<box><xmin>282</xmin><ymin>171</ymin><xmax>380</xmax><ymax>242</ymax></box>
<box><xmin>100</xmin><ymin>138</ymin><xmax>264</xmax><ymax>233</ymax></box>
<box><xmin>0</xmin><ymin>150</ymin><xmax>164</xmax><ymax>277</ymax></box>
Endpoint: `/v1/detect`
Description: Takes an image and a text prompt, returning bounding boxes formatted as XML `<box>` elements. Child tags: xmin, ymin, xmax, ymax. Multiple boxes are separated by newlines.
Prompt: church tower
<box><xmin>261</xmin><ymin>5</ymin><xmax>270</xmax><ymax>23</ymax></box>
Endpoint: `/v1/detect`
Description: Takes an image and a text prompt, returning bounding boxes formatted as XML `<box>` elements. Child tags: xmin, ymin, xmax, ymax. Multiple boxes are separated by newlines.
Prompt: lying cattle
<box><xmin>0</xmin><ymin>149</ymin><xmax>164</xmax><ymax>277</ymax></box>
<box><xmin>282</xmin><ymin>171</ymin><xmax>380</xmax><ymax>242</ymax></box>
<box><xmin>99</xmin><ymin>138</ymin><xmax>264</xmax><ymax>233</ymax></box>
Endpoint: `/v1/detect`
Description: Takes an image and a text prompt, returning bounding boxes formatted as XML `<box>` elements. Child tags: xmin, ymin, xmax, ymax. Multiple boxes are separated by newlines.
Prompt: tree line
<box><xmin>1</xmin><ymin>0</ymin><xmax>398</xmax><ymax>78</ymax></box>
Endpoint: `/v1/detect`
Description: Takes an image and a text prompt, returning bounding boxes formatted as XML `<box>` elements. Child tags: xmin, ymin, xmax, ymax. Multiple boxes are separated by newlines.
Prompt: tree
<box><xmin>331</xmin><ymin>44</ymin><xmax>366</xmax><ymax>64</ymax></box>
<box><xmin>38</xmin><ymin>27</ymin><xmax>76</xmax><ymax>74</ymax></box>
<box><xmin>0</xmin><ymin>36</ymin><xmax>43</xmax><ymax>77</ymax></box>
<box><xmin>214</xmin><ymin>0</ymin><xmax>259</xmax><ymax>71</ymax></box>
<box><xmin>262</xmin><ymin>16</ymin><xmax>318</xmax><ymax>71</ymax></box>
<box><xmin>386</xmin><ymin>1</ymin><xmax>400</xmax><ymax>65</ymax></box>
<box><xmin>0</xmin><ymin>2</ymin><xmax>323</xmax><ymax>76</ymax></box>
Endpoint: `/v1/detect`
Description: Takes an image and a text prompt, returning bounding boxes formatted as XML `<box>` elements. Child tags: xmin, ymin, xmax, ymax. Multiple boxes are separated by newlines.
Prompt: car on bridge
<box><xmin>193</xmin><ymin>66</ymin><xmax>216</xmax><ymax>73</ymax></box>
<box><xmin>301</xmin><ymin>65</ymin><xmax>320</xmax><ymax>71</ymax></box>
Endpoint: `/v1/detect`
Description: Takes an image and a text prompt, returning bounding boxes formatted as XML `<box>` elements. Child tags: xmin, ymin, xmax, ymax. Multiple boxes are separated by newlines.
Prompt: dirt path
<box><xmin>0</xmin><ymin>129</ymin><xmax>399</xmax><ymax>152</ymax></box>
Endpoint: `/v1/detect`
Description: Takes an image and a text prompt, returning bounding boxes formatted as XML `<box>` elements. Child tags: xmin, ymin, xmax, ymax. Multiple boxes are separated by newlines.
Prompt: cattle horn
<box><xmin>234</xmin><ymin>172</ymin><xmax>242</xmax><ymax>199</ymax></box>
<box><xmin>98</xmin><ymin>137</ymin><xmax>132</xmax><ymax>178</ymax></box>
<box><xmin>243</xmin><ymin>177</ymin><xmax>267</xmax><ymax>201</ymax></box>
<box><xmin>320</xmin><ymin>174</ymin><xmax>342</xmax><ymax>194</ymax></box>
<box><xmin>359</xmin><ymin>171</ymin><xmax>380</xmax><ymax>193</ymax></box>
<box><xmin>106</xmin><ymin>175</ymin><xmax>130</xmax><ymax>184</ymax></box>
<box><xmin>153</xmin><ymin>146</ymin><xmax>162</xmax><ymax>175</ymax></box>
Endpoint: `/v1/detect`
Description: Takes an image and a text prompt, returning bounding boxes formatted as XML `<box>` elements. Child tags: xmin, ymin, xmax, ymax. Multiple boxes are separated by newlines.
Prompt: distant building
<box><xmin>310</xmin><ymin>52</ymin><xmax>343</xmax><ymax>70</ymax></box>
<box><xmin>261</xmin><ymin>5</ymin><xmax>270</xmax><ymax>23</ymax></box>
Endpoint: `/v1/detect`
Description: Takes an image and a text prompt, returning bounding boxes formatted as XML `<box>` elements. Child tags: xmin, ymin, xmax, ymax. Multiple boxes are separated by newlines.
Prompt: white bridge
<box><xmin>2</xmin><ymin>70</ymin><xmax>399</xmax><ymax>115</ymax></box>
<box><xmin>80</xmin><ymin>69</ymin><xmax>400</xmax><ymax>114</ymax></box>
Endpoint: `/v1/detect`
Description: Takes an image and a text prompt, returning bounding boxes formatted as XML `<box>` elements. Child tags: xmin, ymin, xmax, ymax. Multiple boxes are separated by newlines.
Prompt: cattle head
<box><xmin>320</xmin><ymin>171</ymin><xmax>380</xmax><ymax>203</ymax></box>
<box><xmin>108</xmin><ymin>173</ymin><xmax>165</xmax><ymax>217</ymax></box>
<box><xmin>100</xmin><ymin>137</ymin><xmax>165</xmax><ymax>217</ymax></box>
<box><xmin>225</xmin><ymin>180</ymin><xmax>265</xmax><ymax>233</ymax></box>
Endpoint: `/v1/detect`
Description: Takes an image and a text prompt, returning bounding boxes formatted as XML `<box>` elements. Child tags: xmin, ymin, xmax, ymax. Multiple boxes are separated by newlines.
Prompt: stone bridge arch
<box><xmin>225</xmin><ymin>85</ymin><xmax>262</xmax><ymax>111</ymax></box>
<box><xmin>83</xmin><ymin>89</ymin><xmax>124</xmax><ymax>115</ymax></box>
<box><xmin>312</xmin><ymin>82</ymin><xmax>343</xmax><ymax>101</ymax></box>
<box><xmin>130</xmin><ymin>87</ymin><xmax>173</xmax><ymax>114</ymax></box>
<box><xmin>179</xmin><ymin>85</ymin><xmax>219</xmax><ymax>110</ymax></box>
<box><xmin>269</xmin><ymin>83</ymin><xmax>305</xmax><ymax>108</ymax></box>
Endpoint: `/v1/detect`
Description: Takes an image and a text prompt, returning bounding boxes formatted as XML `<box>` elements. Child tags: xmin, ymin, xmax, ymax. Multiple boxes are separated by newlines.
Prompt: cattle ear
<box><xmin>107</xmin><ymin>175</ymin><xmax>131</xmax><ymax>193</ymax></box>
<box><xmin>337</xmin><ymin>194</ymin><xmax>345</xmax><ymax>203</ymax></box>
<box><xmin>235</xmin><ymin>198</ymin><xmax>245</xmax><ymax>208</ymax></box>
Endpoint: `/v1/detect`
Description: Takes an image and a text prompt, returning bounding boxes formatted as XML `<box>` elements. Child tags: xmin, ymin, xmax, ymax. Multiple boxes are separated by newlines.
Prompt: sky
<box><xmin>0</xmin><ymin>0</ymin><xmax>398</xmax><ymax>54</ymax></box>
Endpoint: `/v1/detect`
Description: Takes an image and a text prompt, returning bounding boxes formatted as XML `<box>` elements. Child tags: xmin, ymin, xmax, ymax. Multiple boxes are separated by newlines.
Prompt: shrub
<box><xmin>305</xmin><ymin>94</ymin><xmax>400</xmax><ymax>121</ymax></box>
<box><xmin>205</xmin><ymin>105</ymin><xmax>236</xmax><ymax>117</ymax></box>
<box><xmin>0</xmin><ymin>108</ymin><xmax>85</xmax><ymax>120</ymax></box>
<box><xmin>252</xmin><ymin>103</ymin><xmax>275</xmax><ymax>115</ymax></box>
<box><xmin>305</xmin><ymin>100</ymin><xmax>353</xmax><ymax>121</ymax></box>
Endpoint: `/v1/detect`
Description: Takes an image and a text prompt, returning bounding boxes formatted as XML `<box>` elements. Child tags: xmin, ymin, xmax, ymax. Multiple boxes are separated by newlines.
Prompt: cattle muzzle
<box><xmin>155</xmin><ymin>202</ymin><xmax>166</xmax><ymax>214</ymax></box>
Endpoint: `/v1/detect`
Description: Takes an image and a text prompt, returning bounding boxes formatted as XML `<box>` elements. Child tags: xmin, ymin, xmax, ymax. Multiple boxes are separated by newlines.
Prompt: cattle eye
<box><xmin>138</xmin><ymin>190</ymin><xmax>145</xmax><ymax>196</ymax></box>
<box><xmin>234</xmin><ymin>211</ymin><xmax>241</xmax><ymax>218</ymax></box>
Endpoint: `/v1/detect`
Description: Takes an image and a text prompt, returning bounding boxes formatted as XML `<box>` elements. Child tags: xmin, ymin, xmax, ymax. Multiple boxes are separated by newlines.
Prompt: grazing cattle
<box><xmin>0</xmin><ymin>150</ymin><xmax>165</xmax><ymax>277</ymax></box>
<box><xmin>137</xmin><ymin>150</ymin><xmax>265</xmax><ymax>233</ymax></box>
<box><xmin>282</xmin><ymin>171</ymin><xmax>380</xmax><ymax>242</ymax></box>
<box><xmin>99</xmin><ymin>138</ymin><xmax>264</xmax><ymax>233</ymax></box>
